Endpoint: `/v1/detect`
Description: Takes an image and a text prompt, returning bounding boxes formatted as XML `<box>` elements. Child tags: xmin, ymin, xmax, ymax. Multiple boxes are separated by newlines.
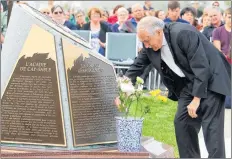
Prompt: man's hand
<box><xmin>114</xmin><ymin>96</ymin><xmax>121</xmax><ymax>108</ymax></box>
<box><xmin>187</xmin><ymin>97</ymin><xmax>201</xmax><ymax>118</ymax></box>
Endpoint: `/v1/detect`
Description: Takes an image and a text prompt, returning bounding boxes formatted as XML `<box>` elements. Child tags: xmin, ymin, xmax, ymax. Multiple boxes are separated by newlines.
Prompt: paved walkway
<box><xmin>199</xmin><ymin>109</ymin><xmax>231</xmax><ymax>158</ymax></box>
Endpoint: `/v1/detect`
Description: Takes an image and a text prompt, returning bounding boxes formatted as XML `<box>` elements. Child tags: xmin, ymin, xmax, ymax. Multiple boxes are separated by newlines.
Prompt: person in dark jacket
<box><xmin>117</xmin><ymin>16</ymin><xmax>231</xmax><ymax>158</ymax></box>
<box><xmin>120</xmin><ymin>3</ymin><xmax>144</xmax><ymax>33</ymax></box>
<box><xmin>180</xmin><ymin>7</ymin><xmax>197</xmax><ymax>25</ymax></box>
<box><xmin>81</xmin><ymin>7</ymin><xmax>112</xmax><ymax>56</ymax></box>
<box><xmin>74</xmin><ymin>9</ymin><xmax>86</xmax><ymax>29</ymax></box>
<box><xmin>164</xmin><ymin>1</ymin><xmax>189</xmax><ymax>24</ymax></box>
<box><xmin>202</xmin><ymin>7</ymin><xmax>224</xmax><ymax>41</ymax></box>
<box><xmin>51</xmin><ymin>5</ymin><xmax>77</xmax><ymax>30</ymax></box>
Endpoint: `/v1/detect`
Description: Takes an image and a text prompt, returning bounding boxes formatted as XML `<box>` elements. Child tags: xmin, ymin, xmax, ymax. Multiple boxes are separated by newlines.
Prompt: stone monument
<box><xmin>1</xmin><ymin>3</ymin><xmax>119</xmax><ymax>151</ymax></box>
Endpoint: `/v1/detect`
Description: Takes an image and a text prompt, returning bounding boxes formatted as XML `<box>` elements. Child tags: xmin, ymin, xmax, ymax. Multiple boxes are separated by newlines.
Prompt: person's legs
<box><xmin>174</xmin><ymin>85</ymin><xmax>202</xmax><ymax>158</ymax></box>
<box><xmin>200</xmin><ymin>91</ymin><xmax>226</xmax><ymax>158</ymax></box>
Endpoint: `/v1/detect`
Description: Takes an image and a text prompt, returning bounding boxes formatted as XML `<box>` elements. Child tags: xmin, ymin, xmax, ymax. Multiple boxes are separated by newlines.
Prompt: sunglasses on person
<box><xmin>54</xmin><ymin>11</ymin><xmax>63</xmax><ymax>15</ymax></box>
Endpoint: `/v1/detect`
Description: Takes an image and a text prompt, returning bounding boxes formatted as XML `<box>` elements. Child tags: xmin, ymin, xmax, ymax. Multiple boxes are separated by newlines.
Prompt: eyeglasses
<box><xmin>91</xmin><ymin>13</ymin><xmax>100</xmax><ymax>17</ymax></box>
<box><xmin>54</xmin><ymin>11</ymin><xmax>63</xmax><ymax>15</ymax></box>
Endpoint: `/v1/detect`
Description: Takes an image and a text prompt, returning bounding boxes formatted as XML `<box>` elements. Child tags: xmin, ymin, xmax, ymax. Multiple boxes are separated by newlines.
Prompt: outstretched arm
<box><xmin>125</xmin><ymin>48</ymin><xmax>151</xmax><ymax>84</ymax></box>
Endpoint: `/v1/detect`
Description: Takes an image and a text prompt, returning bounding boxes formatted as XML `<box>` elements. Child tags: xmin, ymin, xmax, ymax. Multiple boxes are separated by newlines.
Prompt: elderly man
<box><xmin>120</xmin><ymin>3</ymin><xmax>144</xmax><ymax>33</ymax></box>
<box><xmin>118</xmin><ymin>16</ymin><xmax>231</xmax><ymax>158</ymax></box>
<box><xmin>202</xmin><ymin>7</ymin><xmax>224</xmax><ymax>41</ymax></box>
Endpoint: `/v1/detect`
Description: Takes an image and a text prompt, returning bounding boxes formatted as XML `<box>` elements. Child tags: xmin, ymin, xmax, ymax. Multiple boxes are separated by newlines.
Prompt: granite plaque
<box><xmin>1</xmin><ymin>25</ymin><xmax>66</xmax><ymax>146</ymax></box>
<box><xmin>1</xmin><ymin>3</ymin><xmax>119</xmax><ymax>150</ymax></box>
<box><xmin>62</xmin><ymin>39</ymin><xmax>118</xmax><ymax>146</ymax></box>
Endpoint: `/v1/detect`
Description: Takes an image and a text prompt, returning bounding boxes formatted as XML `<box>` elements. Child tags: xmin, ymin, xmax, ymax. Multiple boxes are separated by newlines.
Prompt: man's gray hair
<box><xmin>137</xmin><ymin>16</ymin><xmax>165</xmax><ymax>35</ymax></box>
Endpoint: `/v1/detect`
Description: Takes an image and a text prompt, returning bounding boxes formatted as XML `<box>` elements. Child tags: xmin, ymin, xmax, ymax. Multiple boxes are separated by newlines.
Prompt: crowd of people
<box><xmin>1</xmin><ymin>1</ymin><xmax>231</xmax><ymax>60</ymax></box>
<box><xmin>41</xmin><ymin>1</ymin><xmax>231</xmax><ymax>60</ymax></box>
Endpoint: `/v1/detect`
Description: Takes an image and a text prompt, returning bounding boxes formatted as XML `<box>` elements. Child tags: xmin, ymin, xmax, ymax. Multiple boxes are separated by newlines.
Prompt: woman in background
<box><xmin>81</xmin><ymin>7</ymin><xmax>112</xmax><ymax>56</ymax></box>
<box><xmin>107</xmin><ymin>5</ymin><xmax>124</xmax><ymax>24</ymax></box>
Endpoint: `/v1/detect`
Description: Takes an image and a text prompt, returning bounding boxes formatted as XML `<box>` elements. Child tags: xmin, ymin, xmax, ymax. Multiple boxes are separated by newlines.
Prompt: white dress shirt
<box><xmin>161</xmin><ymin>34</ymin><xmax>185</xmax><ymax>77</ymax></box>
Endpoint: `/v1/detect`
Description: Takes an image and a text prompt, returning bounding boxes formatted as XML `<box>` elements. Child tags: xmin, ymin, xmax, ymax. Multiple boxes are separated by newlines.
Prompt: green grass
<box><xmin>129</xmin><ymin>96</ymin><xmax>179</xmax><ymax>157</ymax></box>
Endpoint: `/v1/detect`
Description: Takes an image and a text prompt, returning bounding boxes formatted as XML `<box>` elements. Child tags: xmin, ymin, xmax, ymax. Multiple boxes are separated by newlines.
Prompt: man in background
<box><xmin>212</xmin><ymin>8</ymin><xmax>231</xmax><ymax>58</ymax></box>
<box><xmin>164</xmin><ymin>1</ymin><xmax>189</xmax><ymax>24</ymax></box>
<box><xmin>202</xmin><ymin>7</ymin><xmax>224</xmax><ymax>41</ymax></box>
<box><xmin>190</xmin><ymin>1</ymin><xmax>203</xmax><ymax>18</ymax></box>
<box><xmin>143</xmin><ymin>1</ymin><xmax>154</xmax><ymax>11</ymax></box>
<box><xmin>212</xmin><ymin>1</ymin><xmax>220</xmax><ymax>8</ymax></box>
<box><xmin>143</xmin><ymin>1</ymin><xmax>154</xmax><ymax>16</ymax></box>
<box><xmin>120</xmin><ymin>3</ymin><xmax>144</xmax><ymax>33</ymax></box>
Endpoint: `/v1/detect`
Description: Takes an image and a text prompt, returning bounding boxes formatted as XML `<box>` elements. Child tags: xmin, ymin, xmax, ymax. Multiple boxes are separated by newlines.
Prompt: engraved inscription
<box><xmin>67</xmin><ymin>55</ymin><xmax>118</xmax><ymax>146</ymax></box>
<box><xmin>1</xmin><ymin>53</ymin><xmax>65</xmax><ymax>146</ymax></box>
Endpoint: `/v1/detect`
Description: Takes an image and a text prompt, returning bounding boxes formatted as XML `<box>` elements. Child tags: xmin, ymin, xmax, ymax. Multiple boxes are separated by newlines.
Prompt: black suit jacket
<box><xmin>125</xmin><ymin>23</ymin><xmax>231</xmax><ymax>101</ymax></box>
<box><xmin>80</xmin><ymin>21</ymin><xmax>112</xmax><ymax>54</ymax></box>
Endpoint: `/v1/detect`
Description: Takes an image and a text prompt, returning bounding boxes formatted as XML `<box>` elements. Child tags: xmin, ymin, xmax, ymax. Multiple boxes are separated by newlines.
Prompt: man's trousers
<box><xmin>174</xmin><ymin>82</ymin><xmax>226</xmax><ymax>158</ymax></box>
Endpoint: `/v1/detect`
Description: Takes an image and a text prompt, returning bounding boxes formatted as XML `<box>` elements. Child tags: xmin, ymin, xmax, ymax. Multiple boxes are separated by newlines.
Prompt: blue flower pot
<box><xmin>115</xmin><ymin>116</ymin><xmax>144</xmax><ymax>152</ymax></box>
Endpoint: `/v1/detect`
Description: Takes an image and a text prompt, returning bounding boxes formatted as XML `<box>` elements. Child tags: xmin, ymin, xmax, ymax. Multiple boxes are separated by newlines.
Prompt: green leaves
<box><xmin>144</xmin><ymin>105</ymin><xmax>151</xmax><ymax>115</ymax></box>
<box><xmin>117</xmin><ymin>76</ymin><xmax>151</xmax><ymax>119</ymax></box>
<box><xmin>136</xmin><ymin>77</ymin><xmax>144</xmax><ymax>85</ymax></box>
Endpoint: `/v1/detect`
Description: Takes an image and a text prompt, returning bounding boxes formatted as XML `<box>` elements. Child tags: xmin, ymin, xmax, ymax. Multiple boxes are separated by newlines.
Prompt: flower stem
<box><xmin>125</xmin><ymin>95</ymin><xmax>133</xmax><ymax>119</ymax></box>
<box><xmin>135</xmin><ymin>94</ymin><xmax>139</xmax><ymax>120</ymax></box>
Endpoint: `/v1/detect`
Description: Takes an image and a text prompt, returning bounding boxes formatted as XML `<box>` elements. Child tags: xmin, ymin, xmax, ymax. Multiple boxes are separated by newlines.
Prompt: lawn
<box><xmin>129</xmin><ymin>95</ymin><xmax>179</xmax><ymax>157</ymax></box>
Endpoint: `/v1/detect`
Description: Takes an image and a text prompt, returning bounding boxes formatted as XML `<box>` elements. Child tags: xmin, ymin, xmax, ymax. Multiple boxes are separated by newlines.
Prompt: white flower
<box><xmin>120</xmin><ymin>83</ymin><xmax>135</xmax><ymax>95</ymax></box>
<box><xmin>137</xmin><ymin>85</ymin><xmax>143</xmax><ymax>91</ymax></box>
